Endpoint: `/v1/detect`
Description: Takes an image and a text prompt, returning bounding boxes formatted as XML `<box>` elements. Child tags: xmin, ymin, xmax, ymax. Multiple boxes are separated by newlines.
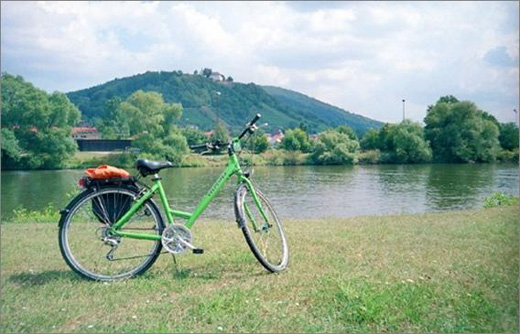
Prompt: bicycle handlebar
<box><xmin>189</xmin><ymin>143</ymin><xmax>208</xmax><ymax>150</ymax></box>
<box><xmin>189</xmin><ymin>140</ymin><xmax>223</xmax><ymax>153</ymax></box>
<box><xmin>190</xmin><ymin>114</ymin><xmax>262</xmax><ymax>153</ymax></box>
<box><xmin>238</xmin><ymin>113</ymin><xmax>261</xmax><ymax>139</ymax></box>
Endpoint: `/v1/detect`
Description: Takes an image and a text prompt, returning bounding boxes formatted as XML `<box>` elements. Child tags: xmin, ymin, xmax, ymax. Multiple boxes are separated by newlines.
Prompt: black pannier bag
<box><xmin>81</xmin><ymin>177</ymin><xmax>140</xmax><ymax>225</ymax></box>
<box><xmin>92</xmin><ymin>190</ymin><xmax>133</xmax><ymax>225</ymax></box>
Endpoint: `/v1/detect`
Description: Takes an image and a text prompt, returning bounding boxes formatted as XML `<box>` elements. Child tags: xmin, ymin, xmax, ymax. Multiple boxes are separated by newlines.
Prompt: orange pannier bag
<box><xmin>85</xmin><ymin>165</ymin><xmax>131</xmax><ymax>180</ymax></box>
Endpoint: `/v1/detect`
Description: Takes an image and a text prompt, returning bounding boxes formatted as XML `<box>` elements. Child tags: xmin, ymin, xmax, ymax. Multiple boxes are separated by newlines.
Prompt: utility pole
<box><xmin>402</xmin><ymin>99</ymin><xmax>406</xmax><ymax>121</ymax></box>
<box><xmin>215</xmin><ymin>91</ymin><xmax>221</xmax><ymax>124</ymax></box>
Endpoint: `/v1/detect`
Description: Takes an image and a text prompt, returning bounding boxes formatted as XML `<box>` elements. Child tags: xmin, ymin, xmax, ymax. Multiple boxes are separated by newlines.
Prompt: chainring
<box><xmin>161</xmin><ymin>224</ymin><xmax>192</xmax><ymax>254</ymax></box>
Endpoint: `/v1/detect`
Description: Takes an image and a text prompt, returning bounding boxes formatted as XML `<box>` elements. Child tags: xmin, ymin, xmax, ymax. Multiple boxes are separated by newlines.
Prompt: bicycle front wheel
<box><xmin>235</xmin><ymin>184</ymin><xmax>289</xmax><ymax>272</ymax></box>
<box><xmin>59</xmin><ymin>187</ymin><xmax>164</xmax><ymax>281</ymax></box>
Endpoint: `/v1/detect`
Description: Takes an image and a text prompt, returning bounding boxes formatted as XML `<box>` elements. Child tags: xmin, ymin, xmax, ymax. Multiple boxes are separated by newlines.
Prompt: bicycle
<box><xmin>58</xmin><ymin>114</ymin><xmax>289</xmax><ymax>281</ymax></box>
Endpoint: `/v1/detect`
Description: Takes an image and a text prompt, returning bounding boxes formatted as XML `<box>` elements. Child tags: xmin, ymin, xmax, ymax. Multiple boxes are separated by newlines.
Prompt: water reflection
<box><xmin>1</xmin><ymin>164</ymin><xmax>518</xmax><ymax>220</ymax></box>
<box><xmin>374</xmin><ymin>164</ymin><xmax>431</xmax><ymax>214</ymax></box>
<box><xmin>425</xmin><ymin>164</ymin><xmax>495</xmax><ymax>210</ymax></box>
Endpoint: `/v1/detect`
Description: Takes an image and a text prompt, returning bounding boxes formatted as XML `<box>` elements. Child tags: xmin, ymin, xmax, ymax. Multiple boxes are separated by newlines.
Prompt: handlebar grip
<box><xmin>250</xmin><ymin>113</ymin><xmax>261</xmax><ymax>126</ymax></box>
<box><xmin>238</xmin><ymin>114</ymin><xmax>262</xmax><ymax>139</ymax></box>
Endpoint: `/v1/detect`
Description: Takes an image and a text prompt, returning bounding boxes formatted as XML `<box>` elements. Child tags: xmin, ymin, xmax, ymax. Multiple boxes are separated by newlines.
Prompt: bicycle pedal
<box><xmin>193</xmin><ymin>248</ymin><xmax>204</xmax><ymax>254</ymax></box>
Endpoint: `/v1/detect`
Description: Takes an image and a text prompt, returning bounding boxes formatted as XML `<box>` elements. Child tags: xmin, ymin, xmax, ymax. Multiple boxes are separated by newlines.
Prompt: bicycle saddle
<box><xmin>136</xmin><ymin>158</ymin><xmax>173</xmax><ymax>176</ymax></box>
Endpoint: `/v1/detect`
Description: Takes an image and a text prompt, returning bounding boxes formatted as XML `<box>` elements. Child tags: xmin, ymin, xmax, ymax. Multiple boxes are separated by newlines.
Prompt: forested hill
<box><xmin>261</xmin><ymin>85</ymin><xmax>382</xmax><ymax>134</ymax></box>
<box><xmin>67</xmin><ymin>70</ymin><xmax>382</xmax><ymax>134</ymax></box>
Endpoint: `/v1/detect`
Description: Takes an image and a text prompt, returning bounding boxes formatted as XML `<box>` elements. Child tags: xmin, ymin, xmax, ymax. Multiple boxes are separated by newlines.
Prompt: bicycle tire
<box><xmin>58</xmin><ymin>187</ymin><xmax>165</xmax><ymax>281</ymax></box>
<box><xmin>235</xmin><ymin>184</ymin><xmax>289</xmax><ymax>272</ymax></box>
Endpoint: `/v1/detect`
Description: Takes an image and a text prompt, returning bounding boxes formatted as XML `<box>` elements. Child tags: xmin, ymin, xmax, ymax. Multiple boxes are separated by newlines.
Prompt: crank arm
<box><xmin>177</xmin><ymin>237</ymin><xmax>204</xmax><ymax>254</ymax></box>
<box><xmin>177</xmin><ymin>237</ymin><xmax>195</xmax><ymax>250</ymax></box>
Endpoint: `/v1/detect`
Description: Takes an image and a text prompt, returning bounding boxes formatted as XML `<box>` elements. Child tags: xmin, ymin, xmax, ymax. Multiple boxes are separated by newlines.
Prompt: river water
<box><xmin>1</xmin><ymin>164</ymin><xmax>518</xmax><ymax>220</ymax></box>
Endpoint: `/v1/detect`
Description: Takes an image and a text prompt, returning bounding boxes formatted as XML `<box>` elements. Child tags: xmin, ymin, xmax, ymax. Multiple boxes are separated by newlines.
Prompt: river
<box><xmin>1</xmin><ymin>164</ymin><xmax>518</xmax><ymax>220</ymax></box>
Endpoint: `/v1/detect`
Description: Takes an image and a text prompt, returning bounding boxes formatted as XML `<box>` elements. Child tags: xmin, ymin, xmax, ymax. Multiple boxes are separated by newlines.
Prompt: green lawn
<box><xmin>1</xmin><ymin>207</ymin><xmax>518</xmax><ymax>333</ymax></box>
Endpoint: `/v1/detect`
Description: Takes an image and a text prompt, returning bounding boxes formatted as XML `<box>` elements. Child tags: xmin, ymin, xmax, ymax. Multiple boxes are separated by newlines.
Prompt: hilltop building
<box><xmin>209</xmin><ymin>72</ymin><xmax>226</xmax><ymax>82</ymax></box>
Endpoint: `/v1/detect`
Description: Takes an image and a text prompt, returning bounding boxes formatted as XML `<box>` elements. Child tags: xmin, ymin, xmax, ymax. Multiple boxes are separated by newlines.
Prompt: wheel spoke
<box><xmin>239</xmin><ymin>186</ymin><xmax>288</xmax><ymax>272</ymax></box>
<box><xmin>59</xmin><ymin>188</ymin><xmax>163</xmax><ymax>281</ymax></box>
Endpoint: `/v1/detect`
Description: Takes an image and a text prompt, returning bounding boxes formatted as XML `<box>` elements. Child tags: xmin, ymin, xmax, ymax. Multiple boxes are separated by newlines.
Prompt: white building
<box><xmin>209</xmin><ymin>72</ymin><xmax>225</xmax><ymax>82</ymax></box>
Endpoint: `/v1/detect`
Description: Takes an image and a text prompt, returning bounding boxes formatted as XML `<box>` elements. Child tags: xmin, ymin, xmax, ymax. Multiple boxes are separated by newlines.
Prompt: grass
<box><xmin>1</xmin><ymin>206</ymin><xmax>518</xmax><ymax>333</ymax></box>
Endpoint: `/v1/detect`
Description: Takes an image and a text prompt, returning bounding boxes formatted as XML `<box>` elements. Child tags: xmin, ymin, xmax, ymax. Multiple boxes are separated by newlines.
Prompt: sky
<box><xmin>1</xmin><ymin>1</ymin><xmax>519</xmax><ymax>123</ymax></box>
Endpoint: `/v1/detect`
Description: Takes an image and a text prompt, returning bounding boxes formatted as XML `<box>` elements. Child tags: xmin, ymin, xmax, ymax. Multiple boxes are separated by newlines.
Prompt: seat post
<box><xmin>151</xmin><ymin>174</ymin><xmax>162</xmax><ymax>181</ymax></box>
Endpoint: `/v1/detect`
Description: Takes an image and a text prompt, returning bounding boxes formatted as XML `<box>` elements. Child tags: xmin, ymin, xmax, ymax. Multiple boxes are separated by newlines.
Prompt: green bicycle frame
<box><xmin>109</xmin><ymin>139</ymin><xmax>268</xmax><ymax>241</ymax></box>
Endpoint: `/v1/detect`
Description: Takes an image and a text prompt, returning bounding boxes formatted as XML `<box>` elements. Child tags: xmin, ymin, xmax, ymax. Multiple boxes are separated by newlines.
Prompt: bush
<box><xmin>496</xmin><ymin>149</ymin><xmax>519</xmax><ymax>163</ymax></box>
<box><xmin>262</xmin><ymin>150</ymin><xmax>285</xmax><ymax>165</ymax></box>
<box><xmin>180</xmin><ymin>154</ymin><xmax>208</xmax><ymax>167</ymax></box>
<box><xmin>244</xmin><ymin>129</ymin><xmax>269</xmax><ymax>153</ymax></box>
<box><xmin>311</xmin><ymin>129</ymin><xmax>359</xmax><ymax>165</ymax></box>
<box><xmin>11</xmin><ymin>204</ymin><xmax>60</xmax><ymax>223</ymax></box>
<box><xmin>181</xmin><ymin>127</ymin><xmax>208</xmax><ymax>146</ymax></box>
<box><xmin>238</xmin><ymin>154</ymin><xmax>266</xmax><ymax>166</ymax></box>
<box><xmin>359</xmin><ymin>150</ymin><xmax>381</xmax><ymax>164</ymax></box>
<box><xmin>483</xmin><ymin>192</ymin><xmax>519</xmax><ymax>208</ymax></box>
<box><xmin>281</xmin><ymin>128</ymin><xmax>311</xmax><ymax>152</ymax></box>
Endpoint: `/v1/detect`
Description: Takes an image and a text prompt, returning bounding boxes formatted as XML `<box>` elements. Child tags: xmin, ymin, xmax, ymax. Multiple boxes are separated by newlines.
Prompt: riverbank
<box><xmin>36</xmin><ymin>148</ymin><xmax>518</xmax><ymax>170</ymax></box>
<box><xmin>64</xmin><ymin>150</ymin><xmax>312</xmax><ymax>169</ymax></box>
<box><xmin>1</xmin><ymin>206</ymin><xmax>517</xmax><ymax>333</ymax></box>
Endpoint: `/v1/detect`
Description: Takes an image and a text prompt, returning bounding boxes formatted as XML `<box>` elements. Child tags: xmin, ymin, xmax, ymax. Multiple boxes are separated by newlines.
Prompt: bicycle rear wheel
<box><xmin>59</xmin><ymin>187</ymin><xmax>164</xmax><ymax>281</ymax></box>
<box><xmin>235</xmin><ymin>184</ymin><xmax>289</xmax><ymax>272</ymax></box>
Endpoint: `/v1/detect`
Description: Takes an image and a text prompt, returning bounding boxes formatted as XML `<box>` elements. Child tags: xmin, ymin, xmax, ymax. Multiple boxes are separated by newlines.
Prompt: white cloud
<box><xmin>1</xmin><ymin>1</ymin><xmax>518</xmax><ymax>123</ymax></box>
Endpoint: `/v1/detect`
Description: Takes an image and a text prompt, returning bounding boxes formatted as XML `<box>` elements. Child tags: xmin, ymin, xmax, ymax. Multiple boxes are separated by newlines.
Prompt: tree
<box><xmin>311</xmin><ymin>129</ymin><xmax>360</xmax><ymax>164</ymax></box>
<box><xmin>281</xmin><ymin>128</ymin><xmax>311</xmax><ymax>152</ymax></box>
<box><xmin>424</xmin><ymin>98</ymin><xmax>500</xmax><ymax>162</ymax></box>
<box><xmin>95</xmin><ymin>97</ymin><xmax>128</xmax><ymax>139</ymax></box>
<box><xmin>202</xmin><ymin>68</ymin><xmax>212</xmax><ymax>78</ymax></box>
<box><xmin>226</xmin><ymin>76</ymin><xmax>233</xmax><ymax>82</ymax></box>
<box><xmin>360</xmin><ymin>129</ymin><xmax>380</xmax><ymax>150</ymax></box>
<box><xmin>117</xmin><ymin>90</ymin><xmax>187</xmax><ymax>163</ymax></box>
<box><xmin>436</xmin><ymin>95</ymin><xmax>459</xmax><ymax>104</ymax></box>
<box><xmin>244</xmin><ymin>128</ymin><xmax>269</xmax><ymax>153</ymax></box>
<box><xmin>386</xmin><ymin>120</ymin><xmax>432</xmax><ymax>163</ymax></box>
<box><xmin>359</xmin><ymin>122</ymin><xmax>432</xmax><ymax>163</ymax></box>
<box><xmin>377</xmin><ymin>123</ymin><xmax>395</xmax><ymax>152</ymax></box>
<box><xmin>118</xmin><ymin>90</ymin><xmax>170</xmax><ymax>137</ymax></box>
<box><xmin>1</xmin><ymin>73</ymin><xmax>80</xmax><ymax>169</ymax></box>
<box><xmin>162</xmin><ymin>103</ymin><xmax>183</xmax><ymax>135</ymax></box>
<box><xmin>498</xmin><ymin>122</ymin><xmax>519</xmax><ymax>151</ymax></box>
<box><xmin>181</xmin><ymin>127</ymin><xmax>208</xmax><ymax>146</ymax></box>
<box><xmin>211</xmin><ymin>122</ymin><xmax>229</xmax><ymax>144</ymax></box>
<box><xmin>1</xmin><ymin>128</ymin><xmax>23</xmax><ymax>164</ymax></box>
<box><xmin>336</xmin><ymin>125</ymin><xmax>358</xmax><ymax>141</ymax></box>
<box><xmin>162</xmin><ymin>131</ymin><xmax>189</xmax><ymax>164</ymax></box>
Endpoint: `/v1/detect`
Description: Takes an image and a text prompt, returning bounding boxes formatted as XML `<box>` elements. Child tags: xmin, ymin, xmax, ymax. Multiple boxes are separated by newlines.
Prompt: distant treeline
<box><xmin>1</xmin><ymin>73</ymin><xmax>518</xmax><ymax>170</ymax></box>
<box><xmin>278</xmin><ymin>95</ymin><xmax>518</xmax><ymax>165</ymax></box>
